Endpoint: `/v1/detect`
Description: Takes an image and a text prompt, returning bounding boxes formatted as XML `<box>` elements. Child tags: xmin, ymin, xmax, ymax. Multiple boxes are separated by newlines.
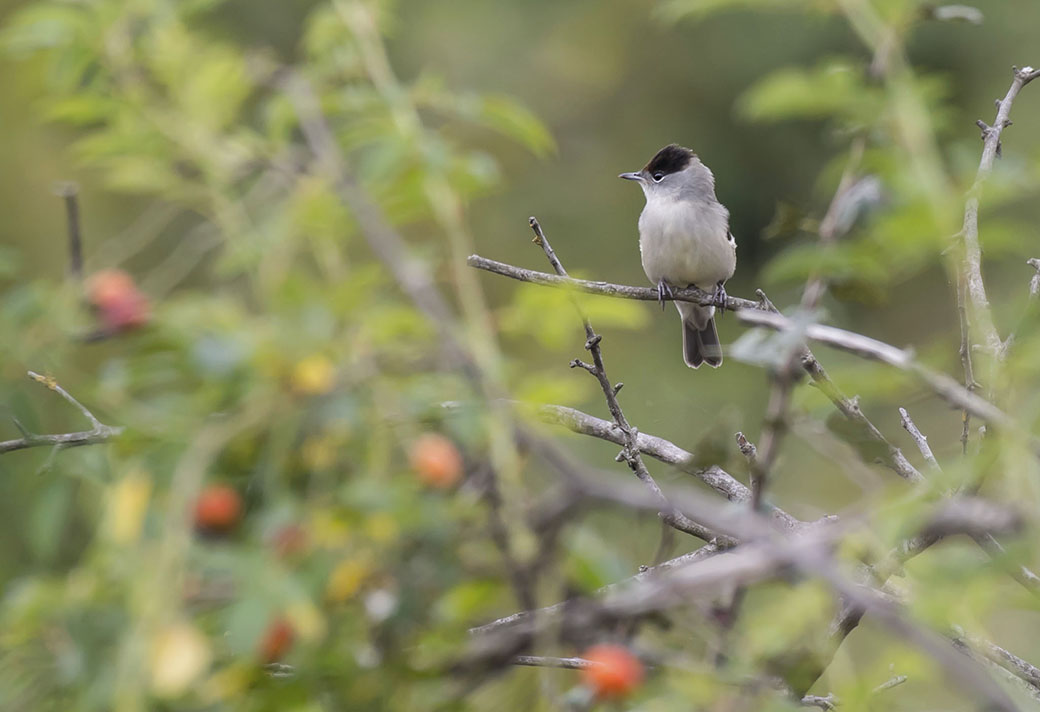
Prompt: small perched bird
<box><xmin>620</xmin><ymin>144</ymin><xmax>737</xmax><ymax>368</ymax></box>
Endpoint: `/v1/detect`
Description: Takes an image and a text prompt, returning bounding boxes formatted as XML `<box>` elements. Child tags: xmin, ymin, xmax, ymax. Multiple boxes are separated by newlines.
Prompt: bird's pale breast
<box><xmin>638</xmin><ymin>196</ymin><xmax>735</xmax><ymax>287</ymax></box>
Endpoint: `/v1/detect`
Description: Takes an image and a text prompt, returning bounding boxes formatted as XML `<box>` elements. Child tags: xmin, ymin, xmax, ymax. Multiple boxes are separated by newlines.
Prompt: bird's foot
<box><xmin>711</xmin><ymin>281</ymin><xmax>728</xmax><ymax>311</ymax></box>
<box><xmin>656</xmin><ymin>279</ymin><xmax>674</xmax><ymax>311</ymax></box>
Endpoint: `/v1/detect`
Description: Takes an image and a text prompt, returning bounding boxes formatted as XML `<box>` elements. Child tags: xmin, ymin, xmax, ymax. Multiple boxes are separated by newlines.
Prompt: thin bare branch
<box><xmin>955</xmin><ymin>270</ymin><xmax>979</xmax><ymax>453</ymax></box>
<box><xmin>961</xmin><ymin>65</ymin><xmax>1040</xmax><ymax>360</ymax></box>
<box><xmin>53</xmin><ymin>182</ymin><xmax>83</xmax><ymax>281</ymax></box>
<box><xmin>972</xmin><ymin>532</ymin><xmax>1040</xmax><ymax>594</ymax></box>
<box><xmin>526</xmin><ymin>216</ymin><xmax>717</xmax><ymax>542</ymax></box>
<box><xmin>922</xmin><ymin>497</ymin><xmax>1022</xmax><ymax>541</ymax></box>
<box><xmin>285</xmin><ymin>72</ymin><xmax>477</xmax><ymax>377</ymax></box>
<box><xmin>470</xmin><ymin>501</ymin><xmax>1020</xmax><ymax>712</ymax></box>
<box><xmin>898</xmin><ymin>407</ymin><xmax>941</xmax><ymax>473</ymax></box>
<box><xmin>1028</xmin><ymin>258</ymin><xmax>1040</xmax><ymax>300</ymax></box>
<box><xmin>953</xmin><ymin>628</ymin><xmax>1040</xmax><ymax>700</ymax></box>
<box><xmin>533</xmin><ymin>403</ymin><xmax>801</xmax><ymax>530</ymax></box>
<box><xmin>469</xmin><ymin>543</ymin><xmax>722</xmax><ymax>638</ymax></box>
<box><xmin>800</xmin><ymin>693</ymin><xmax>837</xmax><ymax>710</ymax></box>
<box><xmin>0</xmin><ymin>371</ymin><xmax>122</xmax><ymax>456</ymax></box>
<box><xmin>750</xmin><ymin>372</ymin><xmax>796</xmax><ymax>511</ymax></box>
<box><xmin>512</xmin><ymin>655</ymin><xmax>594</xmax><ymax>670</ymax></box>
<box><xmin>800</xmin><ymin>135</ymin><xmax>867</xmax><ymax>312</ymax></box>
<box><xmin>872</xmin><ymin>674</ymin><xmax>908</xmax><ymax>694</ymax></box>
<box><xmin>736</xmin><ymin>310</ymin><xmax>1014</xmax><ymax>430</ymax></box>
<box><xmin>799</xmin><ymin>674</ymin><xmax>906</xmax><ymax>710</ymax></box>
<box><xmin>470</xmin><ymin>253</ymin><xmax>923</xmax><ymax>482</ymax></box>
<box><xmin>467</xmin><ymin>253</ymin><xmax>766</xmax><ymax>312</ymax></box>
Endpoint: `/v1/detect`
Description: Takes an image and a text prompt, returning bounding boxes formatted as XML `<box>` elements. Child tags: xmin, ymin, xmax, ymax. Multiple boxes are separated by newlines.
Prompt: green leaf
<box><xmin>498</xmin><ymin>285</ymin><xmax>646</xmax><ymax>350</ymax></box>
<box><xmin>477</xmin><ymin>96</ymin><xmax>556</xmax><ymax>157</ymax></box>
<box><xmin>0</xmin><ymin>246</ymin><xmax>22</xmax><ymax>281</ymax></box>
<box><xmin>738</xmin><ymin>61</ymin><xmax>882</xmax><ymax>125</ymax></box>
<box><xmin>658</xmin><ymin>0</ymin><xmax>832</xmax><ymax>23</ymax></box>
<box><xmin>433</xmin><ymin>579</ymin><xmax>501</xmax><ymax>623</ymax></box>
<box><xmin>415</xmin><ymin>84</ymin><xmax>555</xmax><ymax>157</ymax></box>
<box><xmin>29</xmin><ymin>479</ymin><xmax>74</xmax><ymax>564</ymax></box>
<box><xmin>45</xmin><ymin>95</ymin><xmax>119</xmax><ymax>125</ymax></box>
<box><xmin>1</xmin><ymin>3</ymin><xmax>89</xmax><ymax>56</ymax></box>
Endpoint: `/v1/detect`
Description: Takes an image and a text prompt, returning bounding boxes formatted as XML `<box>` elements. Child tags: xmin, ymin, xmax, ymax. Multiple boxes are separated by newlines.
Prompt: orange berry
<box><xmin>193</xmin><ymin>485</ymin><xmax>242</xmax><ymax>535</ymax></box>
<box><xmin>87</xmin><ymin>269</ymin><xmax>137</xmax><ymax>308</ymax></box>
<box><xmin>258</xmin><ymin>618</ymin><xmax>295</xmax><ymax>664</ymax></box>
<box><xmin>580</xmin><ymin>644</ymin><xmax>644</xmax><ymax>699</ymax></box>
<box><xmin>408</xmin><ymin>433</ymin><xmax>463</xmax><ymax>488</ymax></box>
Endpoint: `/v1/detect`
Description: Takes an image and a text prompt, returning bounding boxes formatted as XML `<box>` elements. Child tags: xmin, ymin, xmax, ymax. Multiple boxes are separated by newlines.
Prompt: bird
<box><xmin>619</xmin><ymin>144</ymin><xmax>736</xmax><ymax>368</ymax></box>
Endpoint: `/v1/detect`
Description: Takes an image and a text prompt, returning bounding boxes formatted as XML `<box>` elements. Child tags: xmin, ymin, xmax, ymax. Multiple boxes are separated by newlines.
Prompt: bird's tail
<box><xmin>680</xmin><ymin>307</ymin><xmax>723</xmax><ymax>369</ymax></box>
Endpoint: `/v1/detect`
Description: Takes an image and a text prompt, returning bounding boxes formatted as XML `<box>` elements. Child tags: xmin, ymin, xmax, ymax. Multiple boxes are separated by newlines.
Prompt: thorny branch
<box><xmin>0</xmin><ymin>371</ymin><xmax>123</xmax><ymax>456</ymax></box>
<box><xmin>469</xmin><ymin>492</ymin><xmax>1022</xmax><ymax>712</ymax></box>
<box><xmin>953</xmin><ymin>628</ymin><xmax>1040</xmax><ymax>702</ymax></box>
<box><xmin>527</xmin><ymin>216</ymin><xmax>717</xmax><ymax>542</ymax></box>
<box><xmin>956</xmin><ymin>66</ymin><xmax>1039</xmax><ymax>451</ymax></box>
<box><xmin>736</xmin><ymin>309</ymin><xmax>1015</xmax><ymax>431</ymax></box>
<box><xmin>750</xmin><ymin>136</ymin><xmax>869</xmax><ymax>520</ymax></box>
<box><xmin>533</xmin><ymin>403</ymin><xmax>801</xmax><ymax>530</ymax></box>
<box><xmin>749</xmin><ymin>369</ymin><xmax>796</xmax><ymax>512</ymax></box>
<box><xmin>898</xmin><ymin>407</ymin><xmax>941</xmax><ymax>473</ymax></box>
<box><xmin>800</xmin><ymin>675</ymin><xmax>907</xmax><ymax>710</ymax></box>
<box><xmin>470</xmin><ymin>223</ymin><xmax>1040</xmax><ymax>708</ymax></box>
<box><xmin>469</xmin><ymin>256</ymin><xmax>924</xmax><ymax>482</ymax></box>
<box><xmin>960</xmin><ymin>65</ymin><xmax>1040</xmax><ymax>363</ymax></box>
<box><xmin>955</xmin><ymin>270</ymin><xmax>978</xmax><ymax>453</ymax></box>
<box><xmin>469</xmin><ymin>545</ymin><xmax>723</xmax><ymax>639</ymax></box>
<box><xmin>288</xmin><ymin>59</ymin><xmax>1040</xmax><ymax>709</ymax></box>
<box><xmin>896</xmin><ymin>409</ymin><xmax>1040</xmax><ymax>594</ymax></box>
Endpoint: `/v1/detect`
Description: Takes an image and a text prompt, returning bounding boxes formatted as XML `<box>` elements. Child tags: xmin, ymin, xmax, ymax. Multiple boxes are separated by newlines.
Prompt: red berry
<box><xmin>86</xmin><ymin>269</ymin><xmax>150</xmax><ymax>332</ymax></box>
<box><xmin>193</xmin><ymin>485</ymin><xmax>242</xmax><ymax>534</ymax></box>
<box><xmin>100</xmin><ymin>291</ymin><xmax>150</xmax><ymax>330</ymax></box>
<box><xmin>258</xmin><ymin>618</ymin><xmax>295</xmax><ymax>663</ymax></box>
<box><xmin>580</xmin><ymin>644</ymin><xmax>644</xmax><ymax>699</ymax></box>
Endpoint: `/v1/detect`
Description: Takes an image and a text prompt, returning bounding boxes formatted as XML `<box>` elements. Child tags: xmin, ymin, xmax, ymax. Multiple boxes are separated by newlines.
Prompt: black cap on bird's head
<box><xmin>619</xmin><ymin>144</ymin><xmax>697</xmax><ymax>185</ymax></box>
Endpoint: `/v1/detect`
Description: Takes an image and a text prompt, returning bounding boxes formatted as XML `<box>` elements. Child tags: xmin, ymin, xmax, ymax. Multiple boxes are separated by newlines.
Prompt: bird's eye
<box><xmin>652</xmin><ymin>172</ymin><xmax>665</xmax><ymax>182</ymax></box>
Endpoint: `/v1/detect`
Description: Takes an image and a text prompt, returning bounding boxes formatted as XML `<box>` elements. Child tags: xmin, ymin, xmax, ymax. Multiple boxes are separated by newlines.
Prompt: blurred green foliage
<box><xmin>1</xmin><ymin>0</ymin><xmax>1040</xmax><ymax>710</ymax></box>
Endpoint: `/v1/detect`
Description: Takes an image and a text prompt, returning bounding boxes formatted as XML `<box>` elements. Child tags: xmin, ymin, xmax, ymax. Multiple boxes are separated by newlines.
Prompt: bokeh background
<box><xmin>2</xmin><ymin>0</ymin><xmax>1040</xmax><ymax>709</ymax></box>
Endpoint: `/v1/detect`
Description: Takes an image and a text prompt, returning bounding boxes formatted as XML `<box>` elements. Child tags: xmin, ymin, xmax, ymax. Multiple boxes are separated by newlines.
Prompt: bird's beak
<box><xmin>618</xmin><ymin>172</ymin><xmax>644</xmax><ymax>182</ymax></box>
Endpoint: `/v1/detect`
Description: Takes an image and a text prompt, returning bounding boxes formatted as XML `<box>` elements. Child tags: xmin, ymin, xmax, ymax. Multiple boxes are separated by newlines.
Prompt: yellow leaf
<box><xmin>106</xmin><ymin>470</ymin><xmax>151</xmax><ymax>544</ymax></box>
<box><xmin>287</xmin><ymin>601</ymin><xmax>326</xmax><ymax>642</ymax></box>
<box><xmin>201</xmin><ymin>663</ymin><xmax>252</xmax><ymax>704</ymax></box>
<box><xmin>290</xmin><ymin>355</ymin><xmax>336</xmax><ymax>396</ymax></box>
<box><xmin>150</xmin><ymin>622</ymin><xmax>211</xmax><ymax>698</ymax></box>
<box><xmin>326</xmin><ymin>556</ymin><xmax>371</xmax><ymax>603</ymax></box>
<box><xmin>364</xmin><ymin>513</ymin><xmax>398</xmax><ymax>543</ymax></box>
<box><xmin>301</xmin><ymin>435</ymin><xmax>338</xmax><ymax>470</ymax></box>
<box><xmin>311</xmin><ymin>511</ymin><xmax>351</xmax><ymax>548</ymax></box>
